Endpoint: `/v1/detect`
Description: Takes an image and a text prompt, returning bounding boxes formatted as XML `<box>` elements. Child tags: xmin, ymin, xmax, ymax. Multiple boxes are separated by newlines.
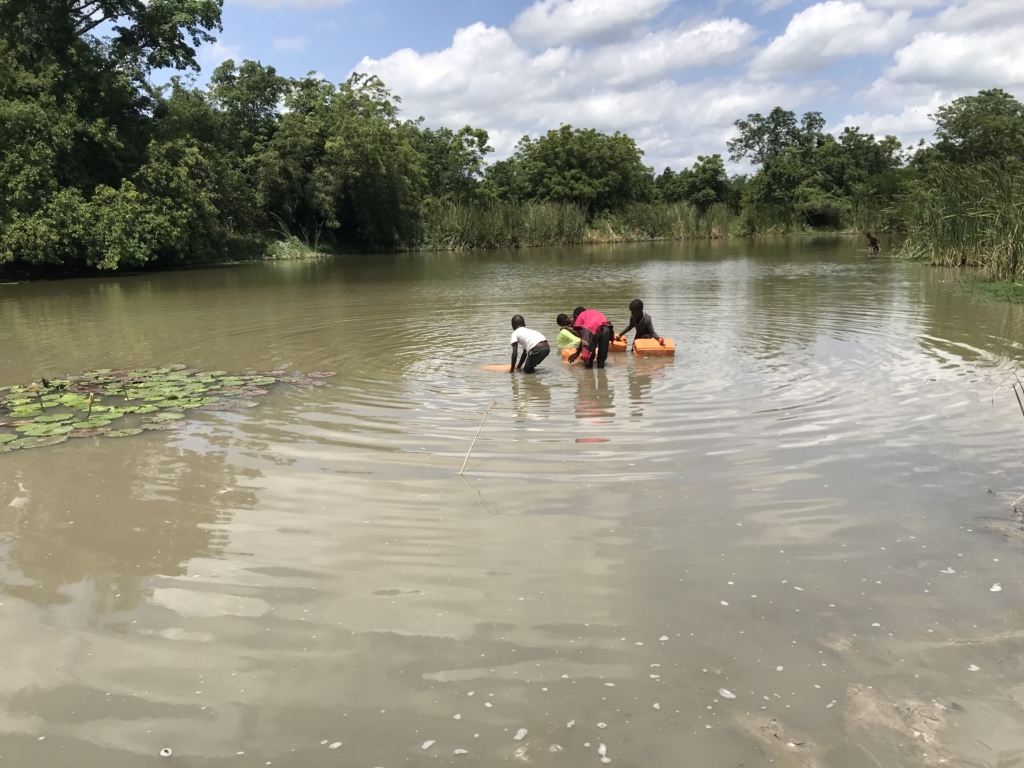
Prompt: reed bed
<box><xmin>896</xmin><ymin>163</ymin><xmax>1024</xmax><ymax>279</ymax></box>
<box><xmin>417</xmin><ymin>201</ymin><xmax>736</xmax><ymax>250</ymax></box>
<box><xmin>418</xmin><ymin>201</ymin><xmax>588</xmax><ymax>250</ymax></box>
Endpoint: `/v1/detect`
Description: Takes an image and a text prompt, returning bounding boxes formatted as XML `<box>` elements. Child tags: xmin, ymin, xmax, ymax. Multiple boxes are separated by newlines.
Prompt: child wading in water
<box><xmin>568</xmin><ymin>306</ymin><xmax>613</xmax><ymax>369</ymax></box>
<box><xmin>510</xmin><ymin>315</ymin><xmax>550</xmax><ymax>373</ymax></box>
<box><xmin>618</xmin><ymin>299</ymin><xmax>665</xmax><ymax>346</ymax></box>
<box><xmin>556</xmin><ymin>313</ymin><xmax>581</xmax><ymax>348</ymax></box>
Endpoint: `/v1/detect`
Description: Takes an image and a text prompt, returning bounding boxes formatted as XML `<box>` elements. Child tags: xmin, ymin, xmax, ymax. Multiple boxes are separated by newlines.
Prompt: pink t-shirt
<box><xmin>573</xmin><ymin>310</ymin><xmax>610</xmax><ymax>362</ymax></box>
<box><xmin>574</xmin><ymin>309</ymin><xmax>609</xmax><ymax>334</ymax></box>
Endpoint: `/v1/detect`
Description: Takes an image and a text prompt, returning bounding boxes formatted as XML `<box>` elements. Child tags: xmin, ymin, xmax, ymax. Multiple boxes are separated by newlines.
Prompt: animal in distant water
<box><xmin>865</xmin><ymin>232</ymin><xmax>880</xmax><ymax>255</ymax></box>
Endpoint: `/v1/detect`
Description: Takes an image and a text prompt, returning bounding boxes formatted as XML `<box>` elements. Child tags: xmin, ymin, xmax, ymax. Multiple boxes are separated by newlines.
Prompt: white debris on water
<box><xmin>320</xmin><ymin>741</ymin><xmax>328</xmax><ymax>745</ymax></box>
<box><xmin>719</xmin><ymin>689</ymin><xmax>736</xmax><ymax>699</ymax></box>
<box><xmin>598</xmin><ymin>744</ymin><xmax>608</xmax><ymax>756</ymax></box>
<box><xmin>485</xmin><ymin>702</ymin><xmax>492</xmax><ymax>707</ymax></box>
<box><xmin>454</xmin><ymin>714</ymin><xmax>461</xmax><ymax>720</ymax></box>
<box><xmin>422</xmin><ymin>741</ymin><xmax>436</xmax><ymax>750</ymax></box>
<box><xmin>567</xmin><ymin>720</ymin><xmax>575</xmax><ymax>728</ymax></box>
<box><xmin>776</xmin><ymin>666</ymin><xmax>784</xmax><ymax>671</ymax></box>
<box><xmin>720</xmin><ymin>601</ymin><xmax>729</xmax><ymax>606</ymax></box>
<box><xmin>940</xmin><ymin>568</ymin><xmax>956</xmax><ymax>574</ymax></box>
<box><xmin>660</xmin><ymin>636</ymin><xmax>669</xmax><ymax>641</ymax></box>
<box><xmin>454</xmin><ymin>749</ymin><xmax>468</xmax><ymax>755</ymax></box>
<box><xmin>549</xmin><ymin>745</ymin><xmax>563</xmax><ymax>753</ymax></box>
<box><xmin>514</xmin><ymin>729</ymin><xmax>528</xmax><ymax>741</ymax></box>
<box><xmin>329</xmin><ymin>742</ymin><xmax>342</xmax><ymax>749</ymax></box>
<box><xmin>604</xmin><ymin>683</ymin><xmax>615</xmax><ymax>687</ymax></box>
<box><xmin>968</xmin><ymin>665</ymin><xmax>980</xmax><ymax>671</ymax></box>
<box><xmin>826</xmin><ymin>701</ymin><xmax>836</xmax><ymax>709</ymax></box>
<box><xmin>872</xmin><ymin>623</ymin><xmax>881</xmax><ymax>627</ymax></box>
<box><xmin>991</xmin><ymin>584</ymin><xmax>1003</xmax><ymax>592</ymax></box>
<box><xmin>160</xmin><ymin>748</ymin><xmax>173</xmax><ymax>758</ymax></box>
<box><xmin>653</xmin><ymin>703</ymin><xmax>660</xmax><ymax>709</ymax></box>
<box><xmin>597</xmin><ymin>723</ymin><xmax>607</xmax><ymax>729</ymax></box>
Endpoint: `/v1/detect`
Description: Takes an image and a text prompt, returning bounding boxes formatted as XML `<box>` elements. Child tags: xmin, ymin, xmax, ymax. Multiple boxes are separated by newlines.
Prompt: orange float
<box><xmin>633</xmin><ymin>338</ymin><xmax>675</xmax><ymax>357</ymax></box>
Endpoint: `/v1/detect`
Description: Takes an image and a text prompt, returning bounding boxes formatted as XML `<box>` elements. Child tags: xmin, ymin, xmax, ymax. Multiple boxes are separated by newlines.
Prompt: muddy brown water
<box><xmin>3</xmin><ymin>237</ymin><xmax>1024</xmax><ymax>767</ymax></box>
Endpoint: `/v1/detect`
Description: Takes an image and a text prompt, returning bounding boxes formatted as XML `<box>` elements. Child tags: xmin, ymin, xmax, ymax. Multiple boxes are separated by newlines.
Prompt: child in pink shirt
<box><xmin>567</xmin><ymin>306</ymin><xmax>613</xmax><ymax>369</ymax></box>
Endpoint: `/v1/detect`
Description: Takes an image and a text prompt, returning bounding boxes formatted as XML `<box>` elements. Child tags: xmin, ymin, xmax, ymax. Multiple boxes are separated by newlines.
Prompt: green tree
<box><xmin>727</xmin><ymin>108</ymin><xmax>826</xmax><ymax>167</ymax></box>
<box><xmin>655</xmin><ymin>154</ymin><xmax>732</xmax><ymax>211</ymax></box>
<box><xmin>930</xmin><ymin>88</ymin><xmax>1024</xmax><ymax>165</ymax></box>
<box><xmin>0</xmin><ymin>0</ymin><xmax>222</xmax><ymax>72</ymax></box>
<box><xmin>510</xmin><ymin>125</ymin><xmax>653</xmax><ymax>213</ymax></box>
<box><xmin>405</xmin><ymin>123</ymin><xmax>492</xmax><ymax>204</ymax></box>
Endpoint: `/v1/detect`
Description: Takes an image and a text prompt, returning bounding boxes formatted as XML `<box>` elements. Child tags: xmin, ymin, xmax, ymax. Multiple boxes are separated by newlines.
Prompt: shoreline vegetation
<box><xmin>2</xmin><ymin>2</ymin><xmax>1023</xmax><ymax>283</ymax></box>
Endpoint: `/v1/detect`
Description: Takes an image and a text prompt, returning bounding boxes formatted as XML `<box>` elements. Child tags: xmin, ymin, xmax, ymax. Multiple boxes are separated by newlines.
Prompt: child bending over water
<box><xmin>510</xmin><ymin>315</ymin><xmax>550</xmax><ymax>373</ymax></box>
<box><xmin>618</xmin><ymin>299</ymin><xmax>664</xmax><ymax>346</ymax></box>
<box><xmin>568</xmin><ymin>307</ymin><xmax>614</xmax><ymax>369</ymax></box>
<box><xmin>556</xmin><ymin>313</ymin><xmax>582</xmax><ymax>348</ymax></box>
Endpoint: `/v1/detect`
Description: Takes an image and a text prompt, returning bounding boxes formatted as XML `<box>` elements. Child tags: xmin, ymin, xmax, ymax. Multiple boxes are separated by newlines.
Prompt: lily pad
<box><xmin>21</xmin><ymin>435</ymin><xmax>70</xmax><ymax>449</ymax></box>
<box><xmin>105</xmin><ymin>428</ymin><xmax>144</xmax><ymax>438</ymax></box>
<box><xmin>198</xmin><ymin>400</ymin><xmax>259</xmax><ymax>411</ymax></box>
<box><xmin>142</xmin><ymin>421</ymin><xmax>184</xmax><ymax>431</ymax></box>
<box><xmin>16</xmin><ymin>423</ymin><xmax>74</xmax><ymax>437</ymax></box>
<box><xmin>0</xmin><ymin>434</ymin><xmax>17</xmax><ymax>445</ymax></box>
<box><xmin>35</xmin><ymin>413</ymin><xmax>75</xmax><ymax>423</ymax></box>
<box><xmin>69</xmin><ymin>427</ymin><xmax>111</xmax><ymax>438</ymax></box>
<box><xmin>307</xmin><ymin>371</ymin><xmax>337</xmax><ymax>378</ymax></box>
<box><xmin>147</xmin><ymin>412</ymin><xmax>185</xmax><ymax>423</ymax></box>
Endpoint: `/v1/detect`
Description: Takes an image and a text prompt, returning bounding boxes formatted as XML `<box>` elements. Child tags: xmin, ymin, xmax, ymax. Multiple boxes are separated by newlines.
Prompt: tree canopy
<box><xmin>0</xmin><ymin>0</ymin><xmax>1019</xmax><ymax>277</ymax></box>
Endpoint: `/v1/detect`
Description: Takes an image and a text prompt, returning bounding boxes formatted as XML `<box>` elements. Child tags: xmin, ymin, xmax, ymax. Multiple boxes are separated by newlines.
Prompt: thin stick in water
<box><xmin>460</xmin><ymin>400</ymin><xmax>496</xmax><ymax>477</ymax></box>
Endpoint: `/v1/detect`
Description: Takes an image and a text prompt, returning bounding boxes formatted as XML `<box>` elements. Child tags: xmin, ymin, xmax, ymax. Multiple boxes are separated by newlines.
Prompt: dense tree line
<box><xmin>2</xmin><ymin>0</ymin><xmax>1023</xmax><ymax>275</ymax></box>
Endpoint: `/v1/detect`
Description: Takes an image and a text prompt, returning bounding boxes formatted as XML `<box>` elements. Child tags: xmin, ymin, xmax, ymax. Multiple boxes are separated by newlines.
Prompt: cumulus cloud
<box><xmin>863</xmin><ymin>0</ymin><xmax>1024</xmax><ymax>104</ymax></box>
<box><xmin>273</xmin><ymin>36</ymin><xmax>306</xmax><ymax>51</ymax></box>
<box><xmin>358</xmin><ymin>20</ymin><xmax>810</xmax><ymax>169</ymax></box>
<box><xmin>751</xmin><ymin>1</ymin><xmax>913</xmax><ymax>77</ymax></box>
<box><xmin>510</xmin><ymin>0</ymin><xmax>675</xmax><ymax>46</ymax></box>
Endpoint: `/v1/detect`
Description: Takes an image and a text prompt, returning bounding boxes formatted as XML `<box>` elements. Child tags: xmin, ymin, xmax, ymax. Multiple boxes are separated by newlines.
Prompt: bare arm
<box><xmin>510</xmin><ymin>343</ymin><xmax>518</xmax><ymax>373</ymax></box>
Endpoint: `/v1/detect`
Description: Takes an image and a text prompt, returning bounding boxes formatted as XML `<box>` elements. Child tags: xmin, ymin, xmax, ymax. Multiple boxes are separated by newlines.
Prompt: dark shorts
<box><xmin>523</xmin><ymin>343</ymin><xmax>550</xmax><ymax>373</ymax></box>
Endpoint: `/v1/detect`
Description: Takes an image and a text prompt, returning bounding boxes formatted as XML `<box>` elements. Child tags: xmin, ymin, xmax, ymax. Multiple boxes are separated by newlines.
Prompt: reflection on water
<box><xmin>3</xmin><ymin>238</ymin><xmax>1024</xmax><ymax>766</ymax></box>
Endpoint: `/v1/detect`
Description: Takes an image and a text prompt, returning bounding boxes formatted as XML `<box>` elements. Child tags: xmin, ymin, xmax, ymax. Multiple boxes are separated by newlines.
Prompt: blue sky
<box><xmin>197</xmin><ymin>0</ymin><xmax>1024</xmax><ymax>170</ymax></box>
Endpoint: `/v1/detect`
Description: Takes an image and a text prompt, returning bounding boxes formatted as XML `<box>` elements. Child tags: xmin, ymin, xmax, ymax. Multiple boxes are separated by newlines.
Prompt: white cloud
<box><xmin>510</xmin><ymin>0</ymin><xmax>674</xmax><ymax>46</ymax></box>
<box><xmin>357</xmin><ymin>21</ymin><xmax>812</xmax><ymax>170</ymax></box>
<box><xmin>751</xmin><ymin>1</ymin><xmax>913</xmax><ymax>77</ymax></box>
<box><xmin>863</xmin><ymin>0</ymin><xmax>1024</xmax><ymax>104</ymax></box>
<box><xmin>198</xmin><ymin>39</ymin><xmax>242</xmax><ymax>69</ymax></box>
<box><xmin>273</xmin><ymin>36</ymin><xmax>307</xmax><ymax>51</ymax></box>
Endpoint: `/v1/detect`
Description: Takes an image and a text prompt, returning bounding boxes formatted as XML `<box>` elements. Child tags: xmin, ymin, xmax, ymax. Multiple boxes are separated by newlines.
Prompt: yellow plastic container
<box><xmin>633</xmin><ymin>338</ymin><xmax>675</xmax><ymax>357</ymax></box>
<box><xmin>609</xmin><ymin>337</ymin><xmax>627</xmax><ymax>353</ymax></box>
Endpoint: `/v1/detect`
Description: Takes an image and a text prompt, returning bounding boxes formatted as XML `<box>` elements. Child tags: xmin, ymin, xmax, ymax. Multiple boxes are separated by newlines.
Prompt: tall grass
<box><xmin>418</xmin><ymin>201</ymin><xmax>588</xmax><ymax>250</ymax></box>
<box><xmin>896</xmin><ymin>163</ymin><xmax>1024</xmax><ymax>279</ymax></box>
<box><xmin>417</xmin><ymin>200</ymin><xmax>736</xmax><ymax>250</ymax></box>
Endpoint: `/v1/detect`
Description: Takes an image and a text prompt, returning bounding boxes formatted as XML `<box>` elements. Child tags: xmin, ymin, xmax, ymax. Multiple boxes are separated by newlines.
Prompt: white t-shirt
<box><xmin>511</xmin><ymin>327</ymin><xmax>546</xmax><ymax>353</ymax></box>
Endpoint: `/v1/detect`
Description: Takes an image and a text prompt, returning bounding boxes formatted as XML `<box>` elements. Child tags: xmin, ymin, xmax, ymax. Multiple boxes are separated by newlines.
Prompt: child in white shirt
<box><xmin>510</xmin><ymin>315</ymin><xmax>550</xmax><ymax>373</ymax></box>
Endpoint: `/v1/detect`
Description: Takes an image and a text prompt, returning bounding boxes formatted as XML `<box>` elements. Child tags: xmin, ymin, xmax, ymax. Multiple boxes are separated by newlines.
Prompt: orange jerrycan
<box><xmin>633</xmin><ymin>338</ymin><xmax>675</xmax><ymax>357</ymax></box>
<box><xmin>609</xmin><ymin>336</ymin><xmax>627</xmax><ymax>353</ymax></box>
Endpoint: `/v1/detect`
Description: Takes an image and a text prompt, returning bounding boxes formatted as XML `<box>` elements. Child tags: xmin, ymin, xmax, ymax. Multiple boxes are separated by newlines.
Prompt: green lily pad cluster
<box><xmin>0</xmin><ymin>366</ymin><xmax>335</xmax><ymax>454</ymax></box>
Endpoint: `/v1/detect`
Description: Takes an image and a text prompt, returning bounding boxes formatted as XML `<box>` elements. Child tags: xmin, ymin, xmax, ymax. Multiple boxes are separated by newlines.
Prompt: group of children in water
<box><xmin>510</xmin><ymin>300</ymin><xmax>666</xmax><ymax>373</ymax></box>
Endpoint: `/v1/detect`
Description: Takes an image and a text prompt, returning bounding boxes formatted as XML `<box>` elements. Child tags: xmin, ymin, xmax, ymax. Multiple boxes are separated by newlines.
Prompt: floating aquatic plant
<box><xmin>0</xmin><ymin>366</ymin><xmax>336</xmax><ymax>454</ymax></box>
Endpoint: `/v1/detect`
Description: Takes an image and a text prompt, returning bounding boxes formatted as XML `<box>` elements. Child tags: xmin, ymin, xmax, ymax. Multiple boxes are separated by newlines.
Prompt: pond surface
<box><xmin>3</xmin><ymin>238</ymin><xmax>1024</xmax><ymax>768</ymax></box>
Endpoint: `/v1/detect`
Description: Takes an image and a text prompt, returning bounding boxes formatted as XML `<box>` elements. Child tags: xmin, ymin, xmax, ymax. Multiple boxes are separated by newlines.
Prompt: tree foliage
<box><xmin>0</xmin><ymin>0</ymin><xmax>1019</xmax><ymax>277</ymax></box>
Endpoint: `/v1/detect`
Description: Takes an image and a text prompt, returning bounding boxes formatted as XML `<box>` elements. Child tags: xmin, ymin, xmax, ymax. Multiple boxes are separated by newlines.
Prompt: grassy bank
<box><xmin>896</xmin><ymin>163</ymin><xmax>1024</xmax><ymax>279</ymax></box>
